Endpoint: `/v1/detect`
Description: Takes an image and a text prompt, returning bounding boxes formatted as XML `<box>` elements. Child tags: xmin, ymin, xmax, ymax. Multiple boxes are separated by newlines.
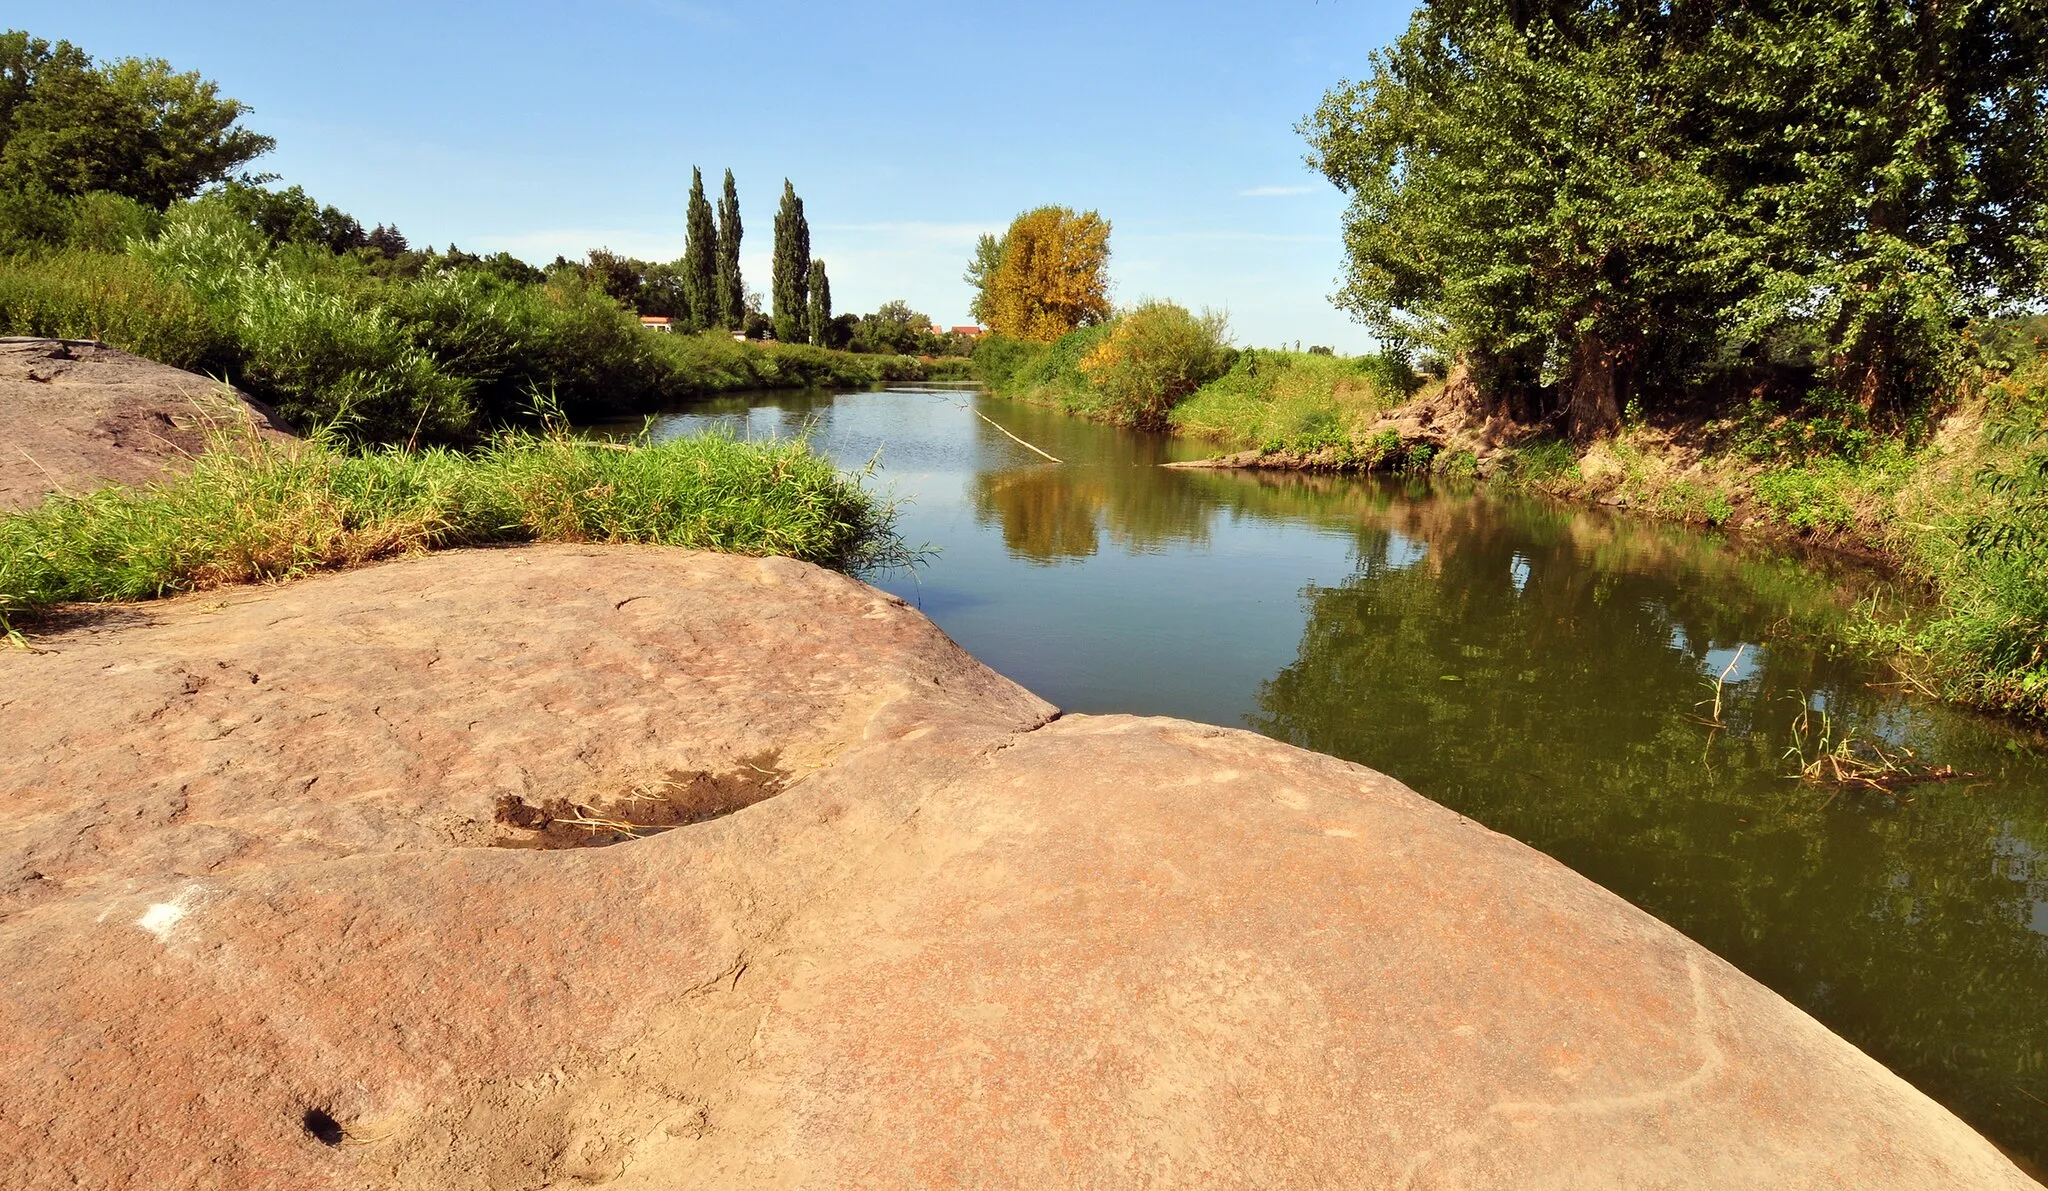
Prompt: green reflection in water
<box><xmin>1244</xmin><ymin>479</ymin><xmax>2048</xmax><ymax>1168</ymax></box>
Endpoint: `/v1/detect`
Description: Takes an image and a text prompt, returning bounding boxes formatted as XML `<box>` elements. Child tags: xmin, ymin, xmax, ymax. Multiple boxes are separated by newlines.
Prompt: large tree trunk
<box><xmin>1566</xmin><ymin>329</ymin><xmax>1623</xmax><ymax>442</ymax></box>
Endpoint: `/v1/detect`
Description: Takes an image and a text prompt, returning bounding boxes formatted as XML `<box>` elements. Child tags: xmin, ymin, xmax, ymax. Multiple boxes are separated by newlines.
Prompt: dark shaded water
<box><xmin>592</xmin><ymin>385</ymin><xmax>2048</xmax><ymax>1168</ymax></box>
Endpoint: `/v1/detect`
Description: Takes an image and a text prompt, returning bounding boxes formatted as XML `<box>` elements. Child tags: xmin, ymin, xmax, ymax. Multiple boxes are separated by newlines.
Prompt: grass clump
<box><xmin>1170</xmin><ymin>348</ymin><xmax>1400</xmax><ymax>449</ymax></box>
<box><xmin>0</xmin><ymin>426</ymin><xmax>904</xmax><ymax>626</ymax></box>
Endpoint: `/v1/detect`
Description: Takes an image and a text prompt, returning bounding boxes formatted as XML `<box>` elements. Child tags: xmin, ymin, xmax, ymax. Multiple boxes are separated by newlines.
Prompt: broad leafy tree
<box><xmin>853</xmin><ymin>300</ymin><xmax>935</xmax><ymax>355</ymax></box>
<box><xmin>0</xmin><ymin>30</ymin><xmax>274</xmax><ymax>209</ymax></box>
<box><xmin>964</xmin><ymin>231</ymin><xmax>1005</xmax><ymax>326</ymax></box>
<box><xmin>772</xmin><ymin>179</ymin><xmax>810</xmax><ymax>343</ymax></box>
<box><xmin>979</xmin><ymin>206</ymin><xmax>1112</xmax><ymax>343</ymax></box>
<box><xmin>1303</xmin><ymin>0</ymin><xmax>2048</xmax><ymax>437</ymax></box>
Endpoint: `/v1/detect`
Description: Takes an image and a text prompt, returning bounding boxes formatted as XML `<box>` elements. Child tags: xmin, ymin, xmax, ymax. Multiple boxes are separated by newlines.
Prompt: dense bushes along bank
<box><xmin>0</xmin><ymin>427</ymin><xmax>907</xmax><ymax>630</ymax></box>
<box><xmin>0</xmin><ymin>194</ymin><xmax>951</xmax><ymax>444</ymax></box>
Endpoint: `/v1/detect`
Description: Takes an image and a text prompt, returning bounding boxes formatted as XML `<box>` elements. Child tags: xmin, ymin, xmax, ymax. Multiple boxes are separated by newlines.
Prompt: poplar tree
<box><xmin>681</xmin><ymin>165</ymin><xmax>718</xmax><ymax>333</ymax></box>
<box><xmin>806</xmin><ymin>259</ymin><xmax>831</xmax><ymax>348</ymax></box>
<box><xmin>772</xmin><ymin>179</ymin><xmax>810</xmax><ymax>343</ymax></box>
<box><xmin>715</xmin><ymin>168</ymin><xmax>744</xmax><ymax>330</ymax></box>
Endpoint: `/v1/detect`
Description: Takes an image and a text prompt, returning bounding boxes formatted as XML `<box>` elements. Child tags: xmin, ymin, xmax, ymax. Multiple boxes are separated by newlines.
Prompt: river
<box><xmin>590</xmin><ymin>383</ymin><xmax>2048</xmax><ymax>1170</ymax></box>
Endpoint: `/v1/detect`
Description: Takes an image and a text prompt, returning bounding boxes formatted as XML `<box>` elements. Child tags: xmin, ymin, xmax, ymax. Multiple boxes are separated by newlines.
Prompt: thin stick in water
<box><xmin>941</xmin><ymin>395</ymin><xmax>1062</xmax><ymax>463</ymax></box>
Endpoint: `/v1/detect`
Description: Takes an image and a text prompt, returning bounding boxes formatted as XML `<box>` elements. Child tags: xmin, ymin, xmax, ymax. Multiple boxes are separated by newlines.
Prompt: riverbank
<box><xmin>0</xmin><ymin>228</ymin><xmax>954</xmax><ymax>444</ymax></box>
<box><xmin>974</xmin><ymin>331</ymin><xmax>2048</xmax><ymax>724</ymax></box>
<box><xmin>0</xmin><ymin>372</ymin><xmax>902</xmax><ymax>630</ymax></box>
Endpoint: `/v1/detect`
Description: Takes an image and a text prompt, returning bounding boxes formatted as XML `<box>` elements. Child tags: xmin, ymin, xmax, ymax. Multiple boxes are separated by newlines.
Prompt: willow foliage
<box><xmin>1304</xmin><ymin>0</ymin><xmax>2048</xmax><ymax>437</ymax></box>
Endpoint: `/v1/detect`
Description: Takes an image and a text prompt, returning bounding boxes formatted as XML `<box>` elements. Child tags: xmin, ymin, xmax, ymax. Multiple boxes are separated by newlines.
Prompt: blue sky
<box><xmin>18</xmin><ymin>2</ymin><xmax>1413</xmax><ymax>350</ymax></box>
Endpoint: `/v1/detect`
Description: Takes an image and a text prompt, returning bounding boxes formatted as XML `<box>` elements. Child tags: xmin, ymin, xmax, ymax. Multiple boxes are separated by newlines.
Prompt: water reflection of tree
<box><xmin>969</xmin><ymin>458</ymin><xmax>1215</xmax><ymax>564</ymax></box>
<box><xmin>1248</xmin><ymin>484</ymin><xmax>2048</xmax><ymax>1168</ymax></box>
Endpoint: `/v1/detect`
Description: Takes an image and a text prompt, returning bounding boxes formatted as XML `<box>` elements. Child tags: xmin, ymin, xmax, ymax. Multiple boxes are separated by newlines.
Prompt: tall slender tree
<box><xmin>772</xmin><ymin>179</ymin><xmax>810</xmax><ymax>343</ymax></box>
<box><xmin>681</xmin><ymin>166</ymin><xmax>718</xmax><ymax>333</ymax></box>
<box><xmin>806</xmin><ymin>259</ymin><xmax>831</xmax><ymax>348</ymax></box>
<box><xmin>715</xmin><ymin>168</ymin><xmax>744</xmax><ymax>330</ymax></box>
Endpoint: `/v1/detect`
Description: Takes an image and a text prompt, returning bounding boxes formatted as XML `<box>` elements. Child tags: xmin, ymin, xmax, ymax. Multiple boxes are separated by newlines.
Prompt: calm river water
<box><xmin>593</xmin><ymin>384</ymin><xmax>2048</xmax><ymax>1169</ymax></box>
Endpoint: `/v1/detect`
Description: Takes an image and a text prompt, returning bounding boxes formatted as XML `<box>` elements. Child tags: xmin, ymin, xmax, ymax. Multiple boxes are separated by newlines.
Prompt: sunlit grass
<box><xmin>0</xmin><ymin>425</ymin><xmax>905</xmax><ymax>627</ymax></box>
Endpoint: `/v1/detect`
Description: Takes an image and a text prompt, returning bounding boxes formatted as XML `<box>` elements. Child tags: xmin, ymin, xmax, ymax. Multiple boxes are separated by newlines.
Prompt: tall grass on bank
<box><xmin>0</xmin><ymin>248</ymin><xmax>228</xmax><ymax>369</ymax></box>
<box><xmin>0</xmin><ymin>428</ymin><xmax>905</xmax><ymax>627</ymax></box>
<box><xmin>1882</xmin><ymin>374</ymin><xmax>2048</xmax><ymax>719</ymax></box>
<box><xmin>1169</xmin><ymin>348</ymin><xmax>1409</xmax><ymax>450</ymax></box>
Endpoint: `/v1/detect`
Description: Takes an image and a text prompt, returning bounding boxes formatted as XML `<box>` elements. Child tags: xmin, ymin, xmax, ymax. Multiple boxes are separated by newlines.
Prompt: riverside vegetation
<box><xmin>0</xmin><ymin>30</ymin><xmax>965</xmax><ymax>448</ymax></box>
<box><xmin>0</xmin><ymin>29</ymin><xmax>910</xmax><ymax>621</ymax></box>
<box><xmin>0</xmin><ymin>423</ymin><xmax>905</xmax><ymax>631</ymax></box>
<box><xmin>975</xmin><ymin>309</ymin><xmax>2048</xmax><ymax>726</ymax></box>
<box><xmin>972</xmin><ymin>0</ymin><xmax>2048</xmax><ymax>726</ymax></box>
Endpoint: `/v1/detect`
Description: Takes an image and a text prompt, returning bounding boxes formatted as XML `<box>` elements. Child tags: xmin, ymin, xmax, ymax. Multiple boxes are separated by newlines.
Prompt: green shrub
<box><xmin>0</xmin><ymin>249</ymin><xmax>228</xmax><ymax>369</ymax></box>
<box><xmin>230</xmin><ymin>265</ymin><xmax>474</xmax><ymax>442</ymax></box>
<box><xmin>1354</xmin><ymin>347</ymin><xmax>1423</xmax><ymax>399</ymax></box>
<box><xmin>1752</xmin><ymin>464</ymin><xmax>1858</xmax><ymax>531</ymax></box>
<box><xmin>970</xmin><ymin>335</ymin><xmax>1046</xmax><ymax>390</ymax></box>
<box><xmin>1504</xmin><ymin>437</ymin><xmax>1582</xmax><ymax>481</ymax></box>
<box><xmin>1077</xmin><ymin>302</ymin><xmax>1232</xmax><ymax>430</ymax></box>
<box><xmin>992</xmin><ymin>324</ymin><xmax>1112</xmax><ymax>414</ymax></box>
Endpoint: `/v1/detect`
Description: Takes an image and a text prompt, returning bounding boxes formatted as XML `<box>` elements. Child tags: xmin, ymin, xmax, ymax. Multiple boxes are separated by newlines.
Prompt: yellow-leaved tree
<box><xmin>977</xmin><ymin>206</ymin><xmax>1112</xmax><ymax>342</ymax></box>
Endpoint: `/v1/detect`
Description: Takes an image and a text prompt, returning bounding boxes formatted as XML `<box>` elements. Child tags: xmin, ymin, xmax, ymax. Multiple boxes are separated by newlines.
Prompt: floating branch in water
<box><xmin>1783</xmin><ymin>701</ymin><xmax>1975</xmax><ymax>801</ymax></box>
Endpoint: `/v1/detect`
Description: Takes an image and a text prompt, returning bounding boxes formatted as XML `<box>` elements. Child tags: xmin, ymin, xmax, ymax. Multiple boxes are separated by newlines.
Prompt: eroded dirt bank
<box><xmin>0</xmin><ymin>545</ymin><xmax>2034</xmax><ymax>1189</ymax></box>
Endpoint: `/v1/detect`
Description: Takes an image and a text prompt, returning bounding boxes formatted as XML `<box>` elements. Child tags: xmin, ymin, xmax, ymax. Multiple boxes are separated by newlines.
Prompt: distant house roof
<box><xmin>951</xmin><ymin>325</ymin><xmax>985</xmax><ymax>337</ymax></box>
<box><xmin>639</xmin><ymin>316</ymin><xmax>672</xmax><ymax>325</ymax></box>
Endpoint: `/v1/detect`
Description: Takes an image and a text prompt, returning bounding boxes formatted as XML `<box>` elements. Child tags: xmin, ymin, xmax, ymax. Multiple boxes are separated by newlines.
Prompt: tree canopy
<box><xmin>971</xmin><ymin>207</ymin><xmax>1113</xmax><ymax>343</ymax></box>
<box><xmin>1303</xmin><ymin>0</ymin><xmax>2048</xmax><ymax>438</ymax></box>
<box><xmin>0</xmin><ymin>30</ymin><xmax>273</xmax><ymax>209</ymax></box>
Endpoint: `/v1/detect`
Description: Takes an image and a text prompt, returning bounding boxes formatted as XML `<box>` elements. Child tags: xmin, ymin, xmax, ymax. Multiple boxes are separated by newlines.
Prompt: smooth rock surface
<box><xmin>0</xmin><ymin>546</ymin><xmax>2034</xmax><ymax>1189</ymax></box>
<box><xmin>0</xmin><ymin>338</ymin><xmax>292</xmax><ymax>511</ymax></box>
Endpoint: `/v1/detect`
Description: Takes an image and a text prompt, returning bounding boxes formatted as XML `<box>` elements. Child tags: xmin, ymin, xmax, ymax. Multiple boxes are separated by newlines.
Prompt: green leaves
<box><xmin>772</xmin><ymin>180</ymin><xmax>811</xmax><ymax>344</ymax></box>
<box><xmin>1303</xmin><ymin>1</ymin><xmax>2048</xmax><ymax>429</ymax></box>
<box><xmin>0</xmin><ymin>30</ymin><xmax>273</xmax><ymax>209</ymax></box>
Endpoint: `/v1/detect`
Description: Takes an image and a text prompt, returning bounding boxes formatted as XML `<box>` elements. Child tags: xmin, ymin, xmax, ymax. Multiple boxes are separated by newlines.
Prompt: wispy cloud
<box><xmin>1239</xmin><ymin>185</ymin><xmax>1317</xmax><ymax>198</ymax></box>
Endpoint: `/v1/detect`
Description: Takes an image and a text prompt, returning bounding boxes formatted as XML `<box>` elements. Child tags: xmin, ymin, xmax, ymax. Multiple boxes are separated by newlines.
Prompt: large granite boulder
<box><xmin>0</xmin><ymin>546</ymin><xmax>2033</xmax><ymax>1188</ymax></box>
<box><xmin>0</xmin><ymin>338</ymin><xmax>292</xmax><ymax>512</ymax></box>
